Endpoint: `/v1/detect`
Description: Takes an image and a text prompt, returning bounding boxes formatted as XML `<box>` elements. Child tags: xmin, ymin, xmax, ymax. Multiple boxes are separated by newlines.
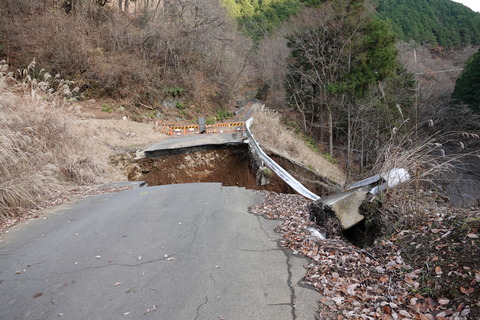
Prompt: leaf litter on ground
<box><xmin>249</xmin><ymin>191</ymin><xmax>479</xmax><ymax>320</ymax></box>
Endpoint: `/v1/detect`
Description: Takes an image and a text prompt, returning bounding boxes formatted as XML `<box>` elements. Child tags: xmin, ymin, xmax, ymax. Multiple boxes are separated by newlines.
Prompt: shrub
<box><xmin>205</xmin><ymin>117</ymin><xmax>216</xmax><ymax>125</ymax></box>
<box><xmin>0</xmin><ymin>0</ymin><xmax>254</xmax><ymax>107</ymax></box>
<box><xmin>175</xmin><ymin>102</ymin><xmax>186</xmax><ymax>110</ymax></box>
<box><xmin>165</xmin><ymin>86</ymin><xmax>186</xmax><ymax>97</ymax></box>
<box><xmin>216</xmin><ymin>109</ymin><xmax>232</xmax><ymax>121</ymax></box>
<box><xmin>323</xmin><ymin>152</ymin><xmax>337</xmax><ymax>164</ymax></box>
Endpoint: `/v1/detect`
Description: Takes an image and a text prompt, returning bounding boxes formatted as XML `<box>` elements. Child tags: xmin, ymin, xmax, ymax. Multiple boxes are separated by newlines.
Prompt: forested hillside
<box><xmin>376</xmin><ymin>0</ymin><xmax>480</xmax><ymax>48</ymax></box>
<box><xmin>222</xmin><ymin>0</ymin><xmax>480</xmax><ymax>47</ymax></box>
<box><xmin>222</xmin><ymin>0</ymin><xmax>304</xmax><ymax>41</ymax></box>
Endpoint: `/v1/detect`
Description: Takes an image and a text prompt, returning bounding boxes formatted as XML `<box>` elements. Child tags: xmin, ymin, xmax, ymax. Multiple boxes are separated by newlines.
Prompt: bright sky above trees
<box><xmin>453</xmin><ymin>0</ymin><xmax>480</xmax><ymax>13</ymax></box>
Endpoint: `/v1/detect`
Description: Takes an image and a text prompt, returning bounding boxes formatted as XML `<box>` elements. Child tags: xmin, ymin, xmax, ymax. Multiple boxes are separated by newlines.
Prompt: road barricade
<box><xmin>206</xmin><ymin>122</ymin><xmax>245</xmax><ymax>134</ymax></box>
<box><xmin>156</xmin><ymin>121</ymin><xmax>245</xmax><ymax>136</ymax></box>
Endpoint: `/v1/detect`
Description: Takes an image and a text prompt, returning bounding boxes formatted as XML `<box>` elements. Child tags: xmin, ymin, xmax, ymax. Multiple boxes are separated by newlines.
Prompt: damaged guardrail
<box><xmin>246</xmin><ymin>117</ymin><xmax>411</xmax><ymax>230</ymax></box>
<box><xmin>245</xmin><ymin>117</ymin><xmax>321</xmax><ymax>201</ymax></box>
<box><xmin>314</xmin><ymin>168</ymin><xmax>411</xmax><ymax>229</ymax></box>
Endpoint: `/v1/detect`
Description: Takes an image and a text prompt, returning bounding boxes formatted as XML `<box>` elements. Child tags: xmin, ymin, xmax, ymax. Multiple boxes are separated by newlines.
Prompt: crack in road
<box><xmin>283</xmin><ymin>249</ymin><xmax>297</xmax><ymax>320</ymax></box>
<box><xmin>4</xmin><ymin>255</ymin><xmax>174</xmax><ymax>281</ymax></box>
<box><xmin>255</xmin><ymin>214</ymin><xmax>277</xmax><ymax>242</ymax></box>
<box><xmin>239</xmin><ymin>248</ymin><xmax>282</xmax><ymax>252</ymax></box>
<box><xmin>194</xmin><ymin>295</ymin><xmax>209</xmax><ymax>320</ymax></box>
<box><xmin>5</xmin><ymin>220</ymin><xmax>203</xmax><ymax>282</ymax></box>
<box><xmin>209</xmin><ymin>272</ymin><xmax>216</xmax><ymax>286</ymax></box>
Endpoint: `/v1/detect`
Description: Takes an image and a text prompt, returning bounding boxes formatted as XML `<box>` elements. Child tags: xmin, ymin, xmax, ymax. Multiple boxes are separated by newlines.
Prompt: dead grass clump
<box><xmin>250</xmin><ymin>105</ymin><xmax>346</xmax><ymax>185</ymax></box>
<box><xmin>368</xmin><ymin>118</ymin><xmax>480</xmax><ymax>229</ymax></box>
<box><xmin>0</xmin><ymin>61</ymin><xmax>114</xmax><ymax>221</ymax></box>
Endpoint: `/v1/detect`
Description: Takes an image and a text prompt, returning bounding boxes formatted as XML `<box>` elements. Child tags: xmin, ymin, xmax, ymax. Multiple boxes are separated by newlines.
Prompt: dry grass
<box><xmin>250</xmin><ymin>105</ymin><xmax>346</xmax><ymax>185</ymax></box>
<box><xmin>367</xmin><ymin>117</ymin><xmax>480</xmax><ymax>228</ymax></box>
<box><xmin>74</xmin><ymin>118</ymin><xmax>165</xmax><ymax>153</ymax></box>
<box><xmin>371</xmin><ymin>117</ymin><xmax>480</xmax><ymax>187</ymax></box>
<box><xmin>0</xmin><ymin>61</ymin><xmax>119</xmax><ymax>221</ymax></box>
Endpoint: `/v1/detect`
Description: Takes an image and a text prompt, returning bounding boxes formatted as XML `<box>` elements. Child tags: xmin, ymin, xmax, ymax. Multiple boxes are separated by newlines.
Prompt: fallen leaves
<box><xmin>249</xmin><ymin>191</ymin><xmax>479</xmax><ymax>320</ymax></box>
<box><xmin>460</xmin><ymin>287</ymin><xmax>474</xmax><ymax>296</ymax></box>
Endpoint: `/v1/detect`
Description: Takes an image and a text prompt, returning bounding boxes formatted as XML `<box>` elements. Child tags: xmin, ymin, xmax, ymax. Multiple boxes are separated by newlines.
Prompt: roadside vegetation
<box><xmin>251</xmin><ymin>105</ymin><xmax>346</xmax><ymax>185</ymax></box>
<box><xmin>0</xmin><ymin>61</ymin><xmax>117</xmax><ymax>223</ymax></box>
<box><xmin>0</xmin><ymin>0</ymin><xmax>253</xmax><ymax>112</ymax></box>
<box><xmin>0</xmin><ymin>0</ymin><xmax>479</xmax><ymax>319</ymax></box>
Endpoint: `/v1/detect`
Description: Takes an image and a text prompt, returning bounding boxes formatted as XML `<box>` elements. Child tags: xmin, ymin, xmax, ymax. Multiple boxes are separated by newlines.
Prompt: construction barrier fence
<box><xmin>156</xmin><ymin>121</ymin><xmax>245</xmax><ymax>136</ymax></box>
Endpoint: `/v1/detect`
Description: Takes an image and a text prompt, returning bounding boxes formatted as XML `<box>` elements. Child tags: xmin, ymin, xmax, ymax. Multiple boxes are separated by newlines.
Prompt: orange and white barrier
<box><xmin>156</xmin><ymin>121</ymin><xmax>245</xmax><ymax>136</ymax></box>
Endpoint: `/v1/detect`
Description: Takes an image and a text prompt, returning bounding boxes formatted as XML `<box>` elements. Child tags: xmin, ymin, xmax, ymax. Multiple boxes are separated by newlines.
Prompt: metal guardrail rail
<box><xmin>245</xmin><ymin>118</ymin><xmax>321</xmax><ymax>201</ymax></box>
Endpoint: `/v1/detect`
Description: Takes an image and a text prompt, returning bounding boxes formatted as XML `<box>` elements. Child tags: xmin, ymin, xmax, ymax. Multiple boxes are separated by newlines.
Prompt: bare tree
<box><xmin>118</xmin><ymin>0</ymin><xmax>129</xmax><ymax>11</ymax></box>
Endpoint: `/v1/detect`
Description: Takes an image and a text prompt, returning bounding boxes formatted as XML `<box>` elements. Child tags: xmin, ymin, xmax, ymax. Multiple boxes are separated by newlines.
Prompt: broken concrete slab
<box><xmin>321</xmin><ymin>186</ymin><xmax>370</xmax><ymax>230</ymax></box>
<box><xmin>313</xmin><ymin>169</ymin><xmax>410</xmax><ymax>230</ymax></box>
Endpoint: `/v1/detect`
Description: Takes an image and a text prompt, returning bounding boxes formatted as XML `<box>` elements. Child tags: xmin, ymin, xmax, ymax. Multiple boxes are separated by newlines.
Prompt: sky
<box><xmin>452</xmin><ymin>0</ymin><xmax>480</xmax><ymax>13</ymax></box>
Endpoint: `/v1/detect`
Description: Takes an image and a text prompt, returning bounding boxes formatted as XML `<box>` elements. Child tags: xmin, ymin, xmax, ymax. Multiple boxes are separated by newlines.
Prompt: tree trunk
<box><xmin>319</xmin><ymin>107</ymin><xmax>324</xmax><ymax>142</ymax></box>
<box><xmin>360</xmin><ymin>125</ymin><xmax>364</xmax><ymax>174</ymax></box>
<box><xmin>347</xmin><ymin>101</ymin><xmax>351</xmax><ymax>180</ymax></box>
<box><xmin>152</xmin><ymin>0</ymin><xmax>164</xmax><ymax>20</ymax></box>
<box><xmin>118</xmin><ymin>0</ymin><xmax>122</xmax><ymax>10</ymax></box>
<box><xmin>328</xmin><ymin>106</ymin><xmax>333</xmax><ymax>157</ymax></box>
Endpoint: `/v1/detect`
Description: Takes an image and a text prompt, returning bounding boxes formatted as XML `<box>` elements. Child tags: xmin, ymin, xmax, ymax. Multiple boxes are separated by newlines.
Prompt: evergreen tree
<box><xmin>452</xmin><ymin>49</ymin><xmax>480</xmax><ymax>113</ymax></box>
<box><xmin>285</xmin><ymin>0</ymin><xmax>402</xmax><ymax>156</ymax></box>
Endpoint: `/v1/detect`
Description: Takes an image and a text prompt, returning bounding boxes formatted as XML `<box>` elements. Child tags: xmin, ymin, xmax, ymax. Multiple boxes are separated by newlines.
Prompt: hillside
<box><xmin>376</xmin><ymin>0</ymin><xmax>480</xmax><ymax>48</ymax></box>
<box><xmin>220</xmin><ymin>0</ymin><xmax>480</xmax><ymax>47</ymax></box>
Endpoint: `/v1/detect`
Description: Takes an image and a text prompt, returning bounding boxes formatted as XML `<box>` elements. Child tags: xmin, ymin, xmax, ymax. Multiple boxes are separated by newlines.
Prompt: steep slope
<box><xmin>377</xmin><ymin>0</ymin><xmax>480</xmax><ymax>47</ymax></box>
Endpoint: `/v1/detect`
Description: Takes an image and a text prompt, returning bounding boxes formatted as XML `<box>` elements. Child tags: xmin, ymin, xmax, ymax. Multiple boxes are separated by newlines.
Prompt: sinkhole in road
<box><xmin>128</xmin><ymin>145</ymin><xmax>296</xmax><ymax>193</ymax></box>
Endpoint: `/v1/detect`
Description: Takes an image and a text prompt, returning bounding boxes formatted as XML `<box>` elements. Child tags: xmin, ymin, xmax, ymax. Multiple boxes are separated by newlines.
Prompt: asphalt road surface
<box><xmin>0</xmin><ymin>183</ymin><xmax>318</xmax><ymax>320</ymax></box>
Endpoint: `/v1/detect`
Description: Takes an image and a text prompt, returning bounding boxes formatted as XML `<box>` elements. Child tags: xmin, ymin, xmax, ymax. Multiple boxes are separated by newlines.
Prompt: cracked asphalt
<box><xmin>0</xmin><ymin>183</ymin><xmax>318</xmax><ymax>319</ymax></box>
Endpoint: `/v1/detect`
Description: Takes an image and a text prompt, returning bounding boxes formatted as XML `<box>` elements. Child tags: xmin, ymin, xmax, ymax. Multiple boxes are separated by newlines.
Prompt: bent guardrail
<box><xmin>245</xmin><ymin>117</ymin><xmax>321</xmax><ymax>201</ymax></box>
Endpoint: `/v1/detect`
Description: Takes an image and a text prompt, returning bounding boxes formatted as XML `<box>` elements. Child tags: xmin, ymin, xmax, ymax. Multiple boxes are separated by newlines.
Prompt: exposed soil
<box><xmin>116</xmin><ymin>145</ymin><xmax>296</xmax><ymax>193</ymax></box>
<box><xmin>270</xmin><ymin>153</ymin><xmax>340</xmax><ymax>197</ymax></box>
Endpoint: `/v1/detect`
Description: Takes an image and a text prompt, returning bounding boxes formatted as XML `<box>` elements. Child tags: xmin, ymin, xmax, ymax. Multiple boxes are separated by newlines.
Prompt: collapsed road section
<box><xmin>112</xmin><ymin>117</ymin><xmax>411</xmax><ymax>233</ymax></box>
<box><xmin>113</xmin><ymin>128</ymin><xmax>338</xmax><ymax>196</ymax></box>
